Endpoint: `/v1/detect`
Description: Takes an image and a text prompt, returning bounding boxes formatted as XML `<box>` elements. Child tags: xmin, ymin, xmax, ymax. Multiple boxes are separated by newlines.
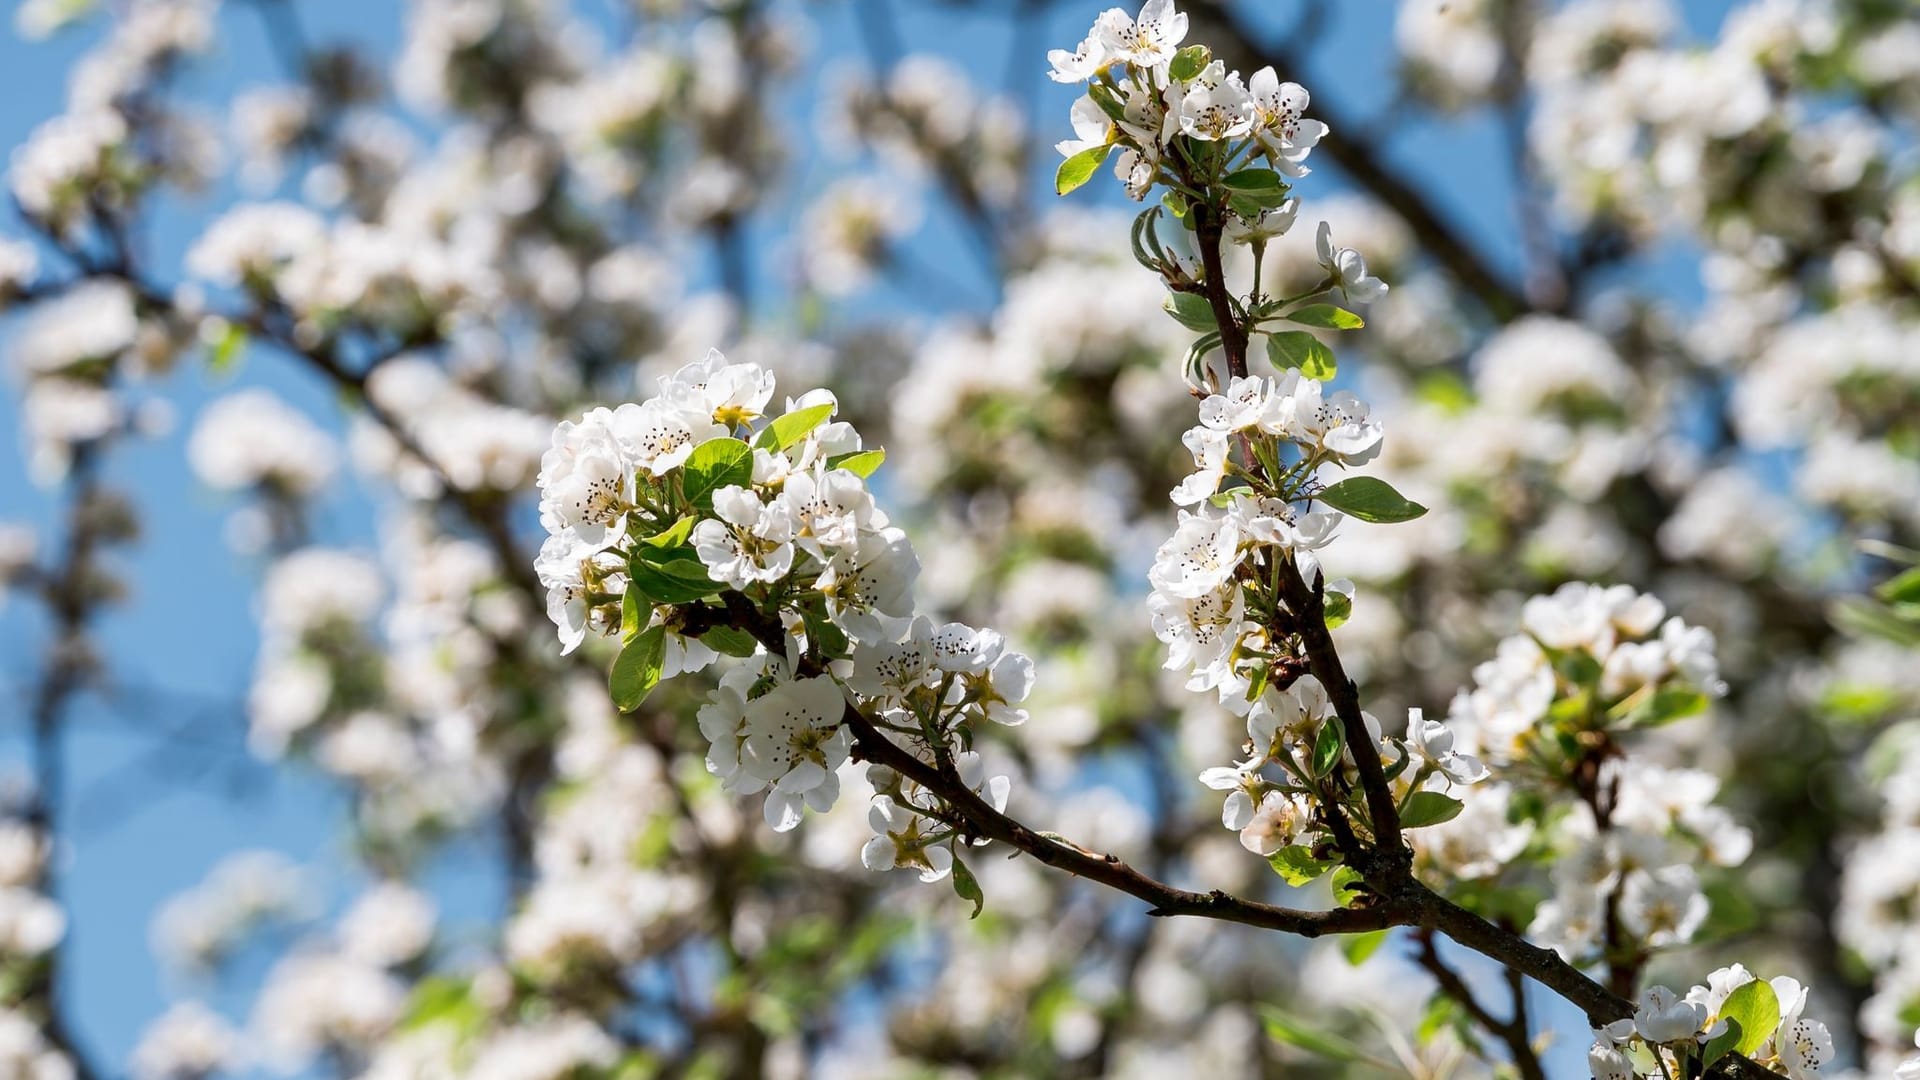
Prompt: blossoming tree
<box><xmin>1</xmin><ymin>0</ymin><xmax>1918</xmax><ymax>1078</ymax></box>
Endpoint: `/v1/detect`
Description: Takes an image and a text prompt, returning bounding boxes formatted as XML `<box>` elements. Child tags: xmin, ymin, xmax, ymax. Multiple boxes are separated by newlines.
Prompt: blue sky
<box><xmin>0</xmin><ymin>0</ymin><xmax>1738</xmax><ymax>1073</ymax></box>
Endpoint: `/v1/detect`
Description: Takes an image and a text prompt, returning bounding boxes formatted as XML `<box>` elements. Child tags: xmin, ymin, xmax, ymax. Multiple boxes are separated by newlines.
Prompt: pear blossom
<box><xmin>1248</xmin><ymin>68</ymin><xmax>1328</xmax><ymax>176</ymax></box>
<box><xmin>610</xmin><ymin>398</ymin><xmax>723</xmax><ymax>477</ymax></box>
<box><xmin>1225</xmin><ymin>197</ymin><xmax>1300</xmax><ymax>245</ymax></box>
<box><xmin>1055</xmin><ymin>97</ymin><xmax>1112</xmax><ymax>160</ymax></box>
<box><xmin>739</xmin><ymin>675</ymin><xmax>852</xmax><ymax>831</ymax></box>
<box><xmin>1148</xmin><ymin>584</ymin><xmax>1245</xmax><ymax>691</ymax></box>
<box><xmin>691</xmin><ymin>485</ymin><xmax>796</xmax><ymax>588</ymax></box>
<box><xmin>1148</xmin><ymin>507</ymin><xmax>1244</xmax><ymax>599</ymax></box>
<box><xmin>1169</xmin><ymin>425</ymin><xmax>1231</xmax><ymax>505</ymax></box>
<box><xmin>1178</xmin><ymin>73</ymin><xmax>1254</xmax><ymax>141</ymax></box>
<box><xmin>862</xmin><ymin>796</ymin><xmax>952</xmax><ymax>882</ymax></box>
<box><xmin>536</xmin><ymin>410</ymin><xmax>635</xmax><ymax>552</ymax></box>
<box><xmin>1404</xmin><ymin>709</ymin><xmax>1489</xmax><ymax>787</ymax></box>
<box><xmin>1633</xmin><ymin>985</ymin><xmax>1707</xmax><ymax>1044</ymax></box>
<box><xmin>1094</xmin><ymin>0</ymin><xmax>1187</xmax><ymax>70</ymax></box>
<box><xmin>1315</xmin><ymin>221</ymin><xmax>1390</xmax><ymax>305</ymax></box>
<box><xmin>1047</xmin><ymin>31</ymin><xmax>1108</xmax><ymax>83</ymax></box>
<box><xmin>1288</xmin><ymin>378</ymin><xmax>1384</xmax><ymax>465</ymax></box>
<box><xmin>1235</xmin><ymin>789</ymin><xmax>1308</xmax><ymax>855</ymax></box>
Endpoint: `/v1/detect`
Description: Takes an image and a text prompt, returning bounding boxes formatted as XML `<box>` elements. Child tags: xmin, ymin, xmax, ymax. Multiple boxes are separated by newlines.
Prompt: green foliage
<box><xmin>681</xmin><ymin>438</ymin><xmax>754</xmax><ymax>508</ymax></box>
<box><xmin>610</xmin><ymin>625</ymin><xmax>667</xmax><ymax>712</ymax></box>
<box><xmin>1398</xmin><ymin>791</ymin><xmax>1465</xmax><ymax>829</ymax></box>
<box><xmin>828</xmin><ymin>448</ymin><xmax>886</xmax><ymax>478</ymax></box>
<box><xmin>1720</xmin><ymin>979</ymin><xmax>1780</xmax><ymax>1057</ymax></box>
<box><xmin>1261</xmin><ymin>1006</ymin><xmax>1373</xmax><ymax>1065</ymax></box>
<box><xmin>950</xmin><ymin>854</ymin><xmax>984</xmax><ymax>918</ymax></box>
<box><xmin>1317</xmin><ymin>476</ymin><xmax>1428</xmax><ymax>523</ymax></box>
<box><xmin>1167</xmin><ymin>44</ymin><xmax>1210</xmax><ymax>82</ymax></box>
<box><xmin>1268</xmin><ymin>845</ymin><xmax>1334</xmax><ymax>885</ymax></box>
<box><xmin>754</xmin><ymin>404</ymin><xmax>835</xmax><ymax>452</ymax></box>
<box><xmin>1285</xmin><ymin>304</ymin><xmax>1365</xmax><ymax>330</ymax></box>
<box><xmin>628</xmin><ymin>545</ymin><xmax>723</xmax><ymax>606</ymax></box>
<box><xmin>1311</xmin><ymin>719</ymin><xmax>1344</xmax><ymax>778</ymax></box>
<box><xmin>1055</xmin><ymin>144</ymin><xmax>1111</xmax><ymax>196</ymax></box>
<box><xmin>1266</xmin><ymin>329</ymin><xmax>1337</xmax><ymax>380</ymax></box>
<box><xmin>700</xmin><ymin>625</ymin><xmax>760</xmax><ymax>657</ymax></box>
<box><xmin>1163</xmin><ymin>290</ymin><xmax>1218</xmax><ymax>331</ymax></box>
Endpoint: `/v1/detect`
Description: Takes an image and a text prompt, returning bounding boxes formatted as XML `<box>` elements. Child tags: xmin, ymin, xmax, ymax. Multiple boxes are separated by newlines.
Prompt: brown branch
<box><xmin>1184</xmin><ymin>0</ymin><xmax>1535</xmax><ymax>321</ymax></box>
<box><xmin>1413</xmin><ymin>927</ymin><xmax>1545</xmax><ymax>1080</ymax></box>
<box><xmin>1272</xmin><ymin>555</ymin><xmax>1405</xmax><ymax>864</ymax></box>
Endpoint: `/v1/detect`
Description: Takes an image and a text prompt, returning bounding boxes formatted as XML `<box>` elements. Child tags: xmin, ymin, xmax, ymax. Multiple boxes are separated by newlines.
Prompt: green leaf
<box><xmin>1329</xmin><ymin>866</ymin><xmax>1365</xmax><ymax>906</ymax></box>
<box><xmin>1287</xmin><ymin>303</ymin><xmax>1365</xmax><ymax>330</ymax></box>
<box><xmin>1227</xmin><ymin>193</ymin><xmax>1267</xmax><ymax>223</ymax></box>
<box><xmin>645</xmin><ymin>515</ymin><xmax>695</xmax><ymax>549</ymax></box>
<box><xmin>950</xmin><ymin>852</ymin><xmax>984</xmax><ymax>918</ymax></box>
<box><xmin>1322</xmin><ymin>589</ymin><xmax>1353</xmax><ymax>629</ymax></box>
<box><xmin>1266</xmin><ymin>330</ymin><xmax>1337</xmax><ymax>381</ymax></box>
<box><xmin>1876</xmin><ymin>565</ymin><xmax>1920</xmax><ymax>605</ymax></box>
<box><xmin>402</xmin><ymin>976</ymin><xmax>480</xmax><ymax>1033</ymax></box>
<box><xmin>1267</xmin><ymin>845</ymin><xmax>1334</xmax><ymax>886</ymax></box>
<box><xmin>610</xmin><ymin>625</ymin><xmax>667</xmax><ymax>712</ymax></box>
<box><xmin>754</xmin><ymin>403</ymin><xmax>836</xmax><ymax>452</ymax></box>
<box><xmin>1164</xmin><ymin>291</ymin><xmax>1217</xmax><ymax>332</ymax></box>
<box><xmin>207</xmin><ymin>321</ymin><xmax>248</xmax><ymax>375</ymax></box>
<box><xmin>1317</xmin><ymin>476</ymin><xmax>1428</xmax><ymax>523</ymax></box>
<box><xmin>1340</xmin><ymin>928</ymin><xmax>1388</xmax><ymax>965</ymax></box>
<box><xmin>1055</xmin><ymin>143</ymin><xmax>1112</xmax><ymax>196</ymax></box>
<box><xmin>1222</xmin><ymin>167</ymin><xmax>1286</xmax><ymax>197</ymax></box>
<box><xmin>1720</xmin><ymin>980</ymin><xmax>1780</xmax><ymax>1057</ymax></box>
<box><xmin>1311</xmin><ymin>720</ymin><xmax>1344</xmax><ymax>778</ymax></box>
<box><xmin>620</xmin><ymin>585</ymin><xmax>646</xmax><ymax>641</ymax></box>
<box><xmin>1161</xmin><ymin>189</ymin><xmax>1189</xmax><ymax>219</ymax></box>
<box><xmin>681</xmin><ymin>439</ymin><xmax>753</xmax><ymax>508</ymax></box>
<box><xmin>1167</xmin><ymin>43</ymin><xmax>1210</xmax><ymax>82</ymax></box>
<box><xmin>701</xmin><ymin>625</ymin><xmax>760</xmax><ymax>658</ymax></box>
<box><xmin>1701</xmin><ymin>1019</ymin><xmax>1743</xmax><ymax>1068</ymax></box>
<box><xmin>1261</xmin><ymin>1006</ymin><xmax>1369</xmax><ymax>1064</ymax></box>
<box><xmin>1398</xmin><ymin>791</ymin><xmax>1465</xmax><ymax>829</ymax></box>
<box><xmin>1622</xmin><ymin>686</ymin><xmax>1709</xmax><ymax>729</ymax></box>
<box><xmin>629</xmin><ymin>547</ymin><xmax>722</xmax><ymax>605</ymax></box>
<box><xmin>827</xmin><ymin>448</ymin><xmax>885</xmax><ymax>478</ymax></box>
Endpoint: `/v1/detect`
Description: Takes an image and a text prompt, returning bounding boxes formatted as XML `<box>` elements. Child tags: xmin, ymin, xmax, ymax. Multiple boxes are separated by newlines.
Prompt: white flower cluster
<box><xmin>186</xmin><ymin>388</ymin><xmax>338</xmax><ymax>498</ymax></box>
<box><xmin>1429</xmin><ymin>582</ymin><xmax>1743</xmax><ymax>960</ymax></box>
<box><xmin>1049</xmin><ymin>0</ymin><xmax>1326</xmax><ymax>201</ymax></box>
<box><xmin>536</xmin><ymin>350</ymin><xmax>1032</xmax><ymax>875</ymax></box>
<box><xmin>1587</xmin><ymin>967</ymin><xmax>1833</xmax><ymax>1079</ymax></box>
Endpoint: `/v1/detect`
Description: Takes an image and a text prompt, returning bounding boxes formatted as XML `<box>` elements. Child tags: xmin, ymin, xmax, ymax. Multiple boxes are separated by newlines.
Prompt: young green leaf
<box><xmin>681</xmin><ymin>438</ymin><xmax>754</xmax><ymax>508</ymax></box>
<box><xmin>208</xmin><ymin>321</ymin><xmax>248</xmax><ymax>375</ymax></box>
<box><xmin>1311</xmin><ymin>720</ymin><xmax>1344</xmax><ymax>777</ymax></box>
<box><xmin>827</xmin><ymin>448</ymin><xmax>886</xmax><ymax>478</ymax></box>
<box><xmin>1322</xmin><ymin>590</ymin><xmax>1353</xmax><ymax>629</ymax></box>
<box><xmin>644</xmin><ymin>515</ymin><xmax>696</xmax><ymax>549</ymax></box>
<box><xmin>1260</xmin><ymin>1007</ymin><xmax>1372</xmax><ymax>1065</ymax></box>
<box><xmin>754</xmin><ymin>403</ymin><xmax>836</xmax><ymax>452</ymax></box>
<box><xmin>1287</xmin><ymin>303</ymin><xmax>1365</xmax><ymax>330</ymax></box>
<box><xmin>1340</xmin><ymin>929</ymin><xmax>1389</xmax><ymax>965</ymax></box>
<box><xmin>629</xmin><ymin>547</ymin><xmax>723</xmax><ymax>605</ymax></box>
<box><xmin>1701</xmin><ymin>1019</ymin><xmax>1744</xmax><ymax>1068</ymax></box>
<box><xmin>1720</xmin><ymin>980</ymin><xmax>1780</xmax><ymax>1057</ymax></box>
<box><xmin>1222</xmin><ymin>167</ymin><xmax>1286</xmax><ymax>196</ymax></box>
<box><xmin>1267</xmin><ymin>845</ymin><xmax>1334</xmax><ymax>886</ymax></box>
<box><xmin>950</xmin><ymin>853</ymin><xmax>985</xmax><ymax>918</ymax></box>
<box><xmin>1167</xmin><ymin>44</ymin><xmax>1210</xmax><ymax>82</ymax></box>
<box><xmin>620</xmin><ymin>585</ymin><xmax>645</xmax><ymax>641</ymax></box>
<box><xmin>700</xmin><ymin>624</ymin><xmax>761</xmax><ymax>658</ymax></box>
<box><xmin>1055</xmin><ymin>143</ymin><xmax>1112</xmax><ymax>196</ymax></box>
<box><xmin>1317</xmin><ymin>476</ymin><xmax>1428</xmax><ymax>523</ymax></box>
<box><xmin>610</xmin><ymin>625</ymin><xmax>667</xmax><ymax>712</ymax></box>
<box><xmin>1398</xmin><ymin>791</ymin><xmax>1466</xmax><ymax>829</ymax></box>
<box><xmin>1266</xmin><ymin>330</ymin><xmax>1337</xmax><ymax>381</ymax></box>
<box><xmin>1164</xmin><ymin>291</ymin><xmax>1217</xmax><ymax>332</ymax></box>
